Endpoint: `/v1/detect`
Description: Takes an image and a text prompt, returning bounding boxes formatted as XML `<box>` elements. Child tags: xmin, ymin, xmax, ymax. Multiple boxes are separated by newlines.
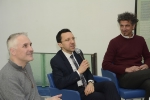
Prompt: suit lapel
<box><xmin>58</xmin><ymin>50</ymin><xmax>83</xmax><ymax>73</ymax></box>
<box><xmin>58</xmin><ymin>50</ymin><xmax>73</xmax><ymax>73</ymax></box>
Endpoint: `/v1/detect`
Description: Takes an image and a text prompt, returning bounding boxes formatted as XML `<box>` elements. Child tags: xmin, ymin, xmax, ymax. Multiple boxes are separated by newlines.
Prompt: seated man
<box><xmin>50</xmin><ymin>28</ymin><xmax>121</xmax><ymax>100</ymax></box>
<box><xmin>0</xmin><ymin>33</ymin><xmax>62</xmax><ymax>100</ymax></box>
<box><xmin>102</xmin><ymin>12</ymin><xmax>150</xmax><ymax>100</ymax></box>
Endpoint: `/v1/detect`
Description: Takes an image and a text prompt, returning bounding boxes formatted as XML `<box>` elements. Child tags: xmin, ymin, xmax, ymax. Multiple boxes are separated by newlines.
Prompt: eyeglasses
<box><xmin>61</xmin><ymin>37</ymin><xmax>76</xmax><ymax>42</ymax></box>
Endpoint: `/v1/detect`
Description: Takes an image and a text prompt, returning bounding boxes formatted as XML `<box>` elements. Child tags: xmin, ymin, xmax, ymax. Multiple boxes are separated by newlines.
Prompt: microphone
<box><xmin>75</xmin><ymin>48</ymin><xmax>84</xmax><ymax>60</ymax></box>
<box><xmin>75</xmin><ymin>48</ymin><xmax>90</xmax><ymax>69</ymax></box>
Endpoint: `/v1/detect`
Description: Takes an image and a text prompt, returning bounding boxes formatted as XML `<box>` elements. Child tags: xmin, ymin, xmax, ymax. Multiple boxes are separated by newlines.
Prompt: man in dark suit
<box><xmin>50</xmin><ymin>28</ymin><xmax>120</xmax><ymax>100</ymax></box>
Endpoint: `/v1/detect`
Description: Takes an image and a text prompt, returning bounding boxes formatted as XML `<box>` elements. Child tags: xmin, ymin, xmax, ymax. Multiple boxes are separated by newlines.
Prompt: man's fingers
<box><xmin>56</xmin><ymin>94</ymin><xmax>62</xmax><ymax>97</ymax></box>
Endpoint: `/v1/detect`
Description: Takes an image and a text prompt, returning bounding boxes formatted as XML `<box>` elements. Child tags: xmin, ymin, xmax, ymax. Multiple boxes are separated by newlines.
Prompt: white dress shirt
<box><xmin>62</xmin><ymin>50</ymin><xmax>83</xmax><ymax>86</ymax></box>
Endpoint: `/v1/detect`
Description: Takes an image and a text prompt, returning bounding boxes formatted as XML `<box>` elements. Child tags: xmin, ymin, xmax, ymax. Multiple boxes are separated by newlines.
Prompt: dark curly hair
<box><xmin>56</xmin><ymin>28</ymin><xmax>71</xmax><ymax>43</ymax></box>
<box><xmin>117</xmin><ymin>12</ymin><xmax>139</xmax><ymax>25</ymax></box>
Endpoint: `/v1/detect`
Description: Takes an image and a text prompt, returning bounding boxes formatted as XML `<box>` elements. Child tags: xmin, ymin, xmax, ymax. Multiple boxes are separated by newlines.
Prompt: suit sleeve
<box><xmin>50</xmin><ymin>58</ymin><xmax>81</xmax><ymax>89</ymax></box>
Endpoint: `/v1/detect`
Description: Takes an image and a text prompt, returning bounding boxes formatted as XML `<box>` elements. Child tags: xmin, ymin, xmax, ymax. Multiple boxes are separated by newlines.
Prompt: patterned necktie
<box><xmin>70</xmin><ymin>55</ymin><xmax>87</xmax><ymax>87</ymax></box>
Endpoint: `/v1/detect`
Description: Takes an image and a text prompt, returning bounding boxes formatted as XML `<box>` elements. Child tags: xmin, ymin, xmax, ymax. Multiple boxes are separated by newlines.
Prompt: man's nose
<box><xmin>70</xmin><ymin>38</ymin><xmax>75</xmax><ymax>43</ymax></box>
<box><xmin>29</xmin><ymin>46</ymin><xmax>33</xmax><ymax>51</ymax></box>
<box><xmin>122</xmin><ymin>26</ymin><xmax>126</xmax><ymax>31</ymax></box>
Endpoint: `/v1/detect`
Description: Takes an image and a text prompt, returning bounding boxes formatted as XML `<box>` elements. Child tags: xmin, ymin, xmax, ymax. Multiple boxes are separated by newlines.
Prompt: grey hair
<box><xmin>117</xmin><ymin>12</ymin><xmax>138</xmax><ymax>25</ymax></box>
<box><xmin>7</xmin><ymin>32</ymin><xmax>28</xmax><ymax>51</ymax></box>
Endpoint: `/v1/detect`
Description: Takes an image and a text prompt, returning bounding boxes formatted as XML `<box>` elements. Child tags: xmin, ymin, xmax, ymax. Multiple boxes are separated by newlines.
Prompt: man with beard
<box><xmin>102</xmin><ymin>12</ymin><xmax>150</xmax><ymax>100</ymax></box>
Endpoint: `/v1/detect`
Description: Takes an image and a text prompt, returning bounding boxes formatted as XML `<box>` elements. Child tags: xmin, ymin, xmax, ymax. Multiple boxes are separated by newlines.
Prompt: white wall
<box><xmin>0</xmin><ymin>0</ymin><xmax>135</xmax><ymax>75</ymax></box>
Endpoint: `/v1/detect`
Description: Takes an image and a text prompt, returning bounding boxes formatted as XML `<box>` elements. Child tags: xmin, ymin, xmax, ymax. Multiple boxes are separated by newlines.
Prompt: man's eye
<box><xmin>23</xmin><ymin>44</ymin><xmax>27</xmax><ymax>48</ymax></box>
<box><xmin>65</xmin><ymin>39</ymin><xmax>70</xmax><ymax>41</ymax></box>
<box><xmin>72</xmin><ymin>37</ymin><xmax>75</xmax><ymax>40</ymax></box>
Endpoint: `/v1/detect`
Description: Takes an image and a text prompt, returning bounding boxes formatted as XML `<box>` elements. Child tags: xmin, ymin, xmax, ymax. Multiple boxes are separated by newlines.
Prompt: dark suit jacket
<box><xmin>50</xmin><ymin>50</ymin><xmax>94</xmax><ymax>91</ymax></box>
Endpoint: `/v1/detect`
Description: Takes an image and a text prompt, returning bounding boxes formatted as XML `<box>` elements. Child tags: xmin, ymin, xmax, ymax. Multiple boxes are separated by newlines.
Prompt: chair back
<box><xmin>47</xmin><ymin>73</ymin><xmax>81</xmax><ymax>100</ymax></box>
<box><xmin>101</xmin><ymin>69</ymin><xmax>120</xmax><ymax>93</ymax></box>
<box><xmin>47</xmin><ymin>73</ymin><xmax>56</xmax><ymax>88</ymax></box>
<box><xmin>101</xmin><ymin>69</ymin><xmax>145</xmax><ymax>99</ymax></box>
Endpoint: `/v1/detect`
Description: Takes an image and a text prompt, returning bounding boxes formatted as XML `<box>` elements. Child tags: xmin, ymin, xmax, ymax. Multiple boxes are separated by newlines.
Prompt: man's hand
<box><xmin>78</xmin><ymin>60</ymin><xmax>89</xmax><ymax>74</ymax></box>
<box><xmin>125</xmin><ymin>64</ymin><xmax>149</xmax><ymax>73</ymax></box>
<box><xmin>84</xmin><ymin>82</ymin><xmax>94</xmax><ymax>96</ymax></box>
<box><xmin>125</xmin><ymin>66</ymin><xmax>140</xmax><ymax>73</ymax></box>
<box><xmin>139</xmin><ymin>64</ymin><xmax>149</xmax><ymax>70</ymax></box>
<box><xmin>46</xmin><ymin>94</ymin><xmax>62</xmax><ymax>100</ymax></box>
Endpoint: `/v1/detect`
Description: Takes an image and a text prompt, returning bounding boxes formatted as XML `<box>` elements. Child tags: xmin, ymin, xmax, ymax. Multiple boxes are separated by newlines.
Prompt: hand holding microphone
<box><xmin>75</xmin><ymin>48</ymin><xmax>90</xmax><ymax>74</ymax></box>
<box><xmin>78</xmin><ymin>60</ymin><xmax>90</xmax><ymax>74</ymax></box>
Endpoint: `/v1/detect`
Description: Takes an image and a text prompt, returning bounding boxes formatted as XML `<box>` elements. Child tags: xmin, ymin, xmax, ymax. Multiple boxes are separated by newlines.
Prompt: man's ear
<box><xmin>10</xmin><ymin>48</ymin><xmax>16</xmax><ymax>55</ymax></box>
<box><xmin>58</xmin><ymin>43</ymin><xmax>63</xmax><ymax>48</ymax></box>
<box><xmin>133</xmin><ymin>24</ymin><xmax>136</xmax><ymax>30</ymax></box>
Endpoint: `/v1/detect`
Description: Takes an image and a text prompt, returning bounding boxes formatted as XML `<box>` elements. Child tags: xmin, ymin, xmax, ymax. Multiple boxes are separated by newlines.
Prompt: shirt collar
<box><xmin>120</xmin><ymin>32</ymin><xmax>134</xmax><ymax>39</ymax></box>
<box><xmin>8</xmin><ymin>59</ymin><xmax>25</xmax><ymax>70</ymax></box>
<box><xmin>62</xmin><ymin>50</ymin><xmax>74</xmax><ymax>59</ymax></box>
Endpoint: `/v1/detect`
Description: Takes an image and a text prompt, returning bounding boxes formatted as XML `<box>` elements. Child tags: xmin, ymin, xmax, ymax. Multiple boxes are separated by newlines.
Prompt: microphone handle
<box><xmin>79</xmin><ymin>54</ymin><xmax>90</xmax><ymax>69</ymax></box>
<box><xmin>79</xmin><ymin>54</ymin><xmax>84</xmax><ymax>60</ymax></box>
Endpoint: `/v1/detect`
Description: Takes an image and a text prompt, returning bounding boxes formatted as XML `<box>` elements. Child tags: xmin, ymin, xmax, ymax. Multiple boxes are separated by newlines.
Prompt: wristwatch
<box><xmin>88</xmin><ymin>80</ymin><xmax>94</xmax><ymax>84</ymax></box>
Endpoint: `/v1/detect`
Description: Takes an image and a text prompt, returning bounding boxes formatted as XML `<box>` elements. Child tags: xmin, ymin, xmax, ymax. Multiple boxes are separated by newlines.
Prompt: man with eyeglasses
<box><xmin>50</xmin><ymin>28</ymin><xmax>121</xmax><ymax>100</ymax></box>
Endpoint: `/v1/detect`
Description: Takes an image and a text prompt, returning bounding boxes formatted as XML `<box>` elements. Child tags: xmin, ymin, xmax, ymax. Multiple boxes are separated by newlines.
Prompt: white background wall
<box><xmin>0</xmin><ymin>0</ymin><xmax>135</xmax><ymax>75</ymax></box>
